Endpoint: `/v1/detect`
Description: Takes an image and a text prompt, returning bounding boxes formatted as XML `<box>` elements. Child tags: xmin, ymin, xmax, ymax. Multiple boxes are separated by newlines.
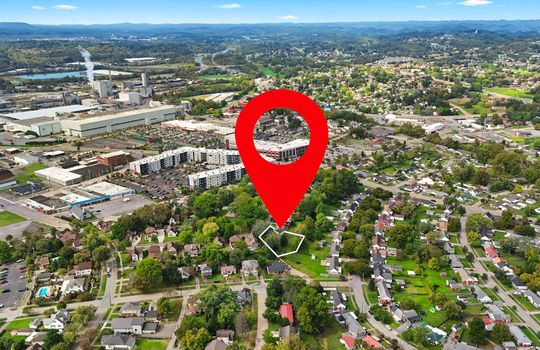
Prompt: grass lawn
<box><xmin>523</xmin><ymin>327</ymin><xmax>540</xmax><ymax>346</ymax></box>
<box><xmin>393</xmin><ymin>293</ymin><xmax>448</xmax><ymax>327</ymax></box>
<box><xmin>14</xmin><ymin>163</ymin><xmax>47</xmax><ymax>184</ymax></box>
<box><xmin>263</xmin><ymin>230</ymin><xmax>303</xmax><ymax>256</ymax></box>
<box><xmin>512</xmin><ymin>294</ymin><xmax>538</xmax><ymax>311</ymax></box>
<box><xmin>486</xmin><ymin>87</ymin><xmax>534</xmax><ymax>99</ymax></box>
<box><xmin>98</xmin><ymin>274</ymin><xmax>107</xmax><ymax>298</ymax></box>
<box><xmin>6</xmin><ymin>317</ymin><xmax>37</xmax><ymax>331</ymax></box>
<box><xmin>533</xmin><ymin>313</ymin><xmax>540</xmax><ymax>325</ymax></box>
<box><xmin>0</xmin><ymin>211</ymin><xmax>26</xmax><ymax>227</ymax></box>
<box><xmin>135</xmin><ymin>339</ymin><xmax>168</xmax><ymax>350</ymax></box>
<box><xmin>482</xmin><ymin>287</ymin><xmax>501</xmax><ymax>302</ymax></box>
<box><xmin>301</xmin><ymin>319</ymin><xmax>343</xmax><ymax>349</ymax></box>
<box><xmin>283</xmin><ymin>243</ymin><xmax>332</xmax><ymax>279</ymax></box>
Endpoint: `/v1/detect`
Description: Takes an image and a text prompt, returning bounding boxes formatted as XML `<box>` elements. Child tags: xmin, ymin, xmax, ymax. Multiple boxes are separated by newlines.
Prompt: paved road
<box><xmin>0</xmin><ymin>197</ymin><xmax>70</xmax><ymax>229</ymax></box>
<box><xmin>350</xmin><ymin>276</ymin><xmax>415</xmax><ymax>350</ymax></box>
<box><xmin>459</xmin><ymin>214</ymin><xmax>540</xmax><ymax>333</ymax></box>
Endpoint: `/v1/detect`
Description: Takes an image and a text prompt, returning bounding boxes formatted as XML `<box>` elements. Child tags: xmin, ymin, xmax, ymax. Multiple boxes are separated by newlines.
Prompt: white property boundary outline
<box><xmin>258</xmin><ymin>224</ymin><xmax>306</xmax><ymax>258</ymax></box>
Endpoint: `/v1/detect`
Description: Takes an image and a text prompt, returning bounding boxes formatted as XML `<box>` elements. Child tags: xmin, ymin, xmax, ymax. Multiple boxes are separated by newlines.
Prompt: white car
<box><xmin>0</xmin><ymin>304</ymin><xmax>4</xmax><ymax>308</ymax></box>
<box><xmin>385</xmin><ymin>324</ymin><xmax>392</xmax><ymax>330</ymax></box>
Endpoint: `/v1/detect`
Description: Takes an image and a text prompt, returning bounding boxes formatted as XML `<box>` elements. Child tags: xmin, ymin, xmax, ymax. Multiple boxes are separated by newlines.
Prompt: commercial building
<box><xmin>0</xmin><ymin>105</ymin><xmax>97</xmax><ymax>121</ymax></box>
<box><xmin>423</xmin><ymin>123</ymin><xmax>444</xmax><ymax>134</ymax></box>
<box><xmin>60</xmin><ymin>105</ymin><xmax>176</xmax><ymax>137</ymax></box>
<box><xmin>84</xmin><ymin>181</ymin><xmax>135</xmax><ymax>199</ymax></box>
<box><xmin>97</xmin><ymin>151</ymin><xmax>132</xmax><ymax>167</ymax></box>
<box><xmin>3</xmin><ymin>116</ymin><xmax>62</xmax><ymax>136</ymax></box>
<box><xmin>186</xmin><ymin>163</ymin><xmax>245</xmax><ymax>189</ymax></box>
<box><xmin>129</xmin><ymin>147</ymin><xmax>240</xmax><ymax>175</ymax></box>
<box><xmin>14</xmin><ymin>154</ymin><xmax>39</xmax><ymax>166</ymax></box>
<box><xmin>224</xmin><ymin>134</ymin><xmax>309</xmax><ymax>161</ymax></box>
<box><xmin>34</xmin><ymin>167</ymin><xmax>83</xmax><ymax>186</ymax></box>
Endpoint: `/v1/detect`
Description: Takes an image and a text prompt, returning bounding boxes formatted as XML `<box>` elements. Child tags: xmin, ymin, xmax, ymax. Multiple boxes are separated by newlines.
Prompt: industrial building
<box><xmin>60</xmin><ymin>105</ymin><xmax>176</xmax><ymax>137</ymax></box>
<box><xmin>423</xmin><ymin>123</ymin><xmax>445</xmax><ymax>134</ymax></box>
<box><xmin>187</xmin><ymin>164</ymin><xmax>246</xmax><ymax>189</ymax></box>
<box><xmin>0</xmin><ymin>105</ymin><xmax>97</xmax><ymax>121</ymax></box>
<box><xmin>84</xmin><ymin>181</ymin><xmax>135</xmax><ymax>200</ymax></box>
<box><xmin>97</xmin><ymin>151</ymin><xmax>132</xmax><ymax>167</ymax></box>
<box><xmin>129</xmin><ymin>147</ymin><xmax>240</xmax><ymax>175</ymax></box>
<box><xmin>92</xmin><ymin>80</ymin><xmax>113</xmax><ymax>98</ymax></box>
<box><xmin>34</xmin><ymin>167</ymin><xmax>83</xmax><ymax>186</ymax></box>
<box><xmin>3</xmin><ymin>116</ymin><xmax>62</xmax><ymax>136</ymax></box>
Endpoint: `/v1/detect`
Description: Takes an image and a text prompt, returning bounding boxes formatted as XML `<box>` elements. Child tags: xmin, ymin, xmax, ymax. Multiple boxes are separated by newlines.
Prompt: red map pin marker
<box><xmin>235</xmin><ymin>89</ymin><xmax>328</xmax><ymax>228</ymax></box>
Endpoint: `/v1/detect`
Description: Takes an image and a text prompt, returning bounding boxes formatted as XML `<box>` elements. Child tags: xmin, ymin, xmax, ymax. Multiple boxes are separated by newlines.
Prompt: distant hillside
<box><xmin>0</xmin><ymin>20</ymin><xmax>540</xmax><ymax>39</ymax></box>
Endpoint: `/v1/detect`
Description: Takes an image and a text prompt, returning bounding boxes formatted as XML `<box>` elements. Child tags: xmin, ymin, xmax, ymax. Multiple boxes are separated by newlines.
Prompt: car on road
<box><xmin>0</xmin><ymin>304</ymin><xmax>3</xmax><ymax>308</ymax></box>
<box><xmin>385</xmin><ymin>324</ymin><xmax>392</xmax><ymax>330</ymax></box>
<box><xmin>2</xmin><ymin>288</ymin><xmax>10</xmax><ymax>293</ymax></box>
<box><xmin>0</xmin><ymin>281</ymin><xmax>8</xmax><ymax>284</ymax></box>
<box><xmin>18</xmin><ymin>288</ymin><xmax>27</xmax><ymax>292</ymax></box>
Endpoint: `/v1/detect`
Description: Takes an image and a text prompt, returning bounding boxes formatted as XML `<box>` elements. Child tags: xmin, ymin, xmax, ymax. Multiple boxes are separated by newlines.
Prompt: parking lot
<box><xmin>0</xmin><ymin>262</ymin><xmax>28</xmax><ymax>309</ymax></box>
<box><xmin>88</xmin><ymin>195</ymin><xmax>153</xmax><ymax>219</ymax></box>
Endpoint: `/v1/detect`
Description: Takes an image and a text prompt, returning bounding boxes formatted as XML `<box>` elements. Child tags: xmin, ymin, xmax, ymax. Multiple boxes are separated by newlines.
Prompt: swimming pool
<box><xmin>37</xmin><ymin>286</ymin><xmax>50</xmax><ymax>298</ymax></box>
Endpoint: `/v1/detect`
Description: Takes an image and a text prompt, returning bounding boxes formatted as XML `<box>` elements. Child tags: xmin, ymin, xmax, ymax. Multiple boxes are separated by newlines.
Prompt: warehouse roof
<box><xmin>0</xmin><ymin>105</ymin><xmax>97</xmax><ymax>121</ymax></box>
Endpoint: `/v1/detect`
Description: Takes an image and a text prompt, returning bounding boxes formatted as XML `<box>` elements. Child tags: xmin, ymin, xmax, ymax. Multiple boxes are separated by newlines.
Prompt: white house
<box><xmin>43</xmin><ymin>309</ymin><xmax>70</xmax><ymax>332</ymax></box>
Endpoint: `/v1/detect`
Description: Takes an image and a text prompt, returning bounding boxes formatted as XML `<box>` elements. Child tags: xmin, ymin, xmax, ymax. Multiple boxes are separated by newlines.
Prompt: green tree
<box><xmin>43</xmin><ymin>330</ymin><xmax>63</xmax><ymax>350</ymax></box>
<box><xmin>180</xmin><ymin>328</ymin><xmax>211</xmax><ymax>350</ymax></box>
<box><xmin>442</xmin><ymin>300</ymin><xmax>463</xmax><ymax>320</ymax></box>
<box><xmin>295</xmin><ymin>287</ymin><xmax>331</xmax><ymax>334</ymax></box>
<box><xmin>466</xmin><ymin>213</ymin><xmax>492</xmax><ymax>233</ymax></box>
<box><xmin>386</xmin><ymin>223</ymin><xmax>415</xmax><ymax>249</ymax></box>
<box><xmin>491</xmin><ymin>323</ymin><xmax>512</xmax><ymax>344</ymax></box>
<box><xmin>0</xmin><ymin>241</ymin><xmax>12</xmax><ymax>263</ymax></box>
<box><xmin>468</xmin><ymin>317</ymin><xmax>487</xmax><ymax>345</ymax></box>
<box><xmin>92</xmin><ymin>246</ymin><xmax>110</xmax><ymax>266</ymax></box>
<box><xmin>134</xmin><ymin>258</ymin><xmax>163</xmax><ymax>290</ymax></box>
<box><xmin>193</xmin><ymin>193</ymin><xmax>217</xmax><ymax>218</ymax></box>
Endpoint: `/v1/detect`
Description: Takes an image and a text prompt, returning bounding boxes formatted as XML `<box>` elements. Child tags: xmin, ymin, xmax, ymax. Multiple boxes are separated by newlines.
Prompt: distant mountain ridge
<box><xmin>1</xmin><ymin>20</ymin><xmax>540</xmax><ymax>39</ymax></box>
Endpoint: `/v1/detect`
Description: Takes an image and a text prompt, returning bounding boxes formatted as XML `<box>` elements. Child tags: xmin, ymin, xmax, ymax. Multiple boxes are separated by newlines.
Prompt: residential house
<box><xmin>510</xmin><ymin>275</ymin><xmax>527</xmax><ymax>290</ymax></box>
<box><xmin>205</xmin><ymin>339</ymin><xmax>227</xmax><ymax>350</ymax></box>
<box><xmin>266</xmin><ymin>262</ymin><xmax>290</xmax><ymax>275</ymax></box>
<box><xmin>38</xmin><ymin>256</ymin><xmax>49</xmax><ymax>270</ymax></box>
<box><xmin>148</xmin><ymin>245</ymin><xmax>161</xmax><ymax>260</ymax></box>
<box><xmin>279</xmin><ymin>326</ymin><xmax>298</xmax><ymax>341</ymax></box>
<box><xmin>509</xmin><ymin>325</ymin><xmax>532</xmax><ymax>347</ymax></box>
<box><xmin>448</xmin><ymin>255</ymin><xmax>463</xmax><ymax>269</ymax></box>
<box><xmin>111</xmin><ymin>317</ymin><xmax>145</xmax><ymax>335</ymax></box>
<box><xmin>403</xmin><ymin>309</ymin><xmax>421</xmax><ymax>323</ymax></box>
<box><xmin>343</xmin><ymin>312</ymin><xmax>365</xmax><ymax>338</ymax></box>
<box><xmin>73</xmin><ymin>261</ymin><xmax>92</xmax><ymax>277</ymax></box>
<box><xmin>486</xmin><ymin>304</ymin><xmax>511</xmax><ymax>323</ymax></box>
<box><xmin>127</xmin><ymin>247</ymin><xmax>142</xmax><ymax>262</ymax></box>
<box><xmin>199</xmin><ymin>264</ymin><xmax>213</xmax><ymax>279</ymax></box>
<box><xmin>331</xmin><ymin>290</ymin><xmax>347</xmax><ymax>311</ymax></box>
<box><xmin>101</xmin><ymin>335</ymin><xmax>136</xmax><ymax>350</ymax></box>
<box><xmin>120</xmin><ymin>302</ymin><xmax>141</xmax><ymax>318</ymax></box>
<box><xmin>216</xmin><ymin>330</ymin><xmax>234</xmax><ymax>344</ymax></box>
<box><xmin>390</xmin><ymin>304</ymin><xmax>404</xmax><ymax>322</ymax></box>
<box><xmin>187</xmin><ymin>295</ymin><xmax>200</xmax><ymax>315</ymax></box>
<box><xmin>220</xmin><ymin>265</ymin><xmax>237</xmax><ymax>278</ymax></box>
<box><xmin>376</xmin><ymin>280</ymin><xmax>392</xmax><ymax>305</ymax></box>
<box><xmin>237</xmin><ymin>288</ymin><xmax>253</xmax><ymax>307</ymax></box>
<box><xmin>363</xmin><ymin>335</ymin><xmax>383</xmax><ymax>349</ymax></box>
<box><xmin>244</xmin><ymin>233</ymin><xmax>258</xmax><ymax>250</ymax></box>
<box><xmin>330</xmin><ymin>244</ymin><xmax>340</xmax><ymax>257</ymax></box>
<box><xmin>70</xmin><ymin>205</ymin><xmax>91</xmax><ymax>221</ymax></box>
<box><xmin>164</xmin><ymin>243</ymin><xmax>178</xmax><ymax>256</ymax></box>
<box><xmin>340</xmin><ymin>335</ymin><xmax>355</xmax><ymax>350</ymax></box>
<box><xmin>60</xmin><ymin>278</ymin><xmax>87</xmax><ymax>295</ymax></box>
<box><xmin>472</xmin><ymin>286</ymin><xmax>492</xmax><ymax>304</ymax></box>
<box><xmin>43</xmin><ymin>309</ymin><xmax>70</xmax><ymax>331</ymax></box>
<box><xmin>280</xmin><ymin>303</ymin><xmax>294</xmax><ymax>324</ymax></box>
<box><xmin>326</xmin><ymin>256</ymin><xmax>341</xmax><ymax>276</ymax></box>
<box><xmin>179</xmin><ymin>266</ymin><xmax>196</xmax><ymax>280</ymax></box>
<box><xmin>184</xmin><ymin>244</ymin><xmax>201</xmax><ymax>258</ymax></box>
<box><xmin>523</xmin><ymin>289</ymin><xmax>540</xmax><ymax>307</ymax></box>
<box><xmin>241</xmin><ymin>260</ymin><xmax>259</xmax><ymax>276</ymax></box>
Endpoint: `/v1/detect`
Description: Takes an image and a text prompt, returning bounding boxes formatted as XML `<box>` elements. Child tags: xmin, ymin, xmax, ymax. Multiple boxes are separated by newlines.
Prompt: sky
<box><xmin>2</xmin><ymin>0</ymin><xmax>540</xmax><ymax>25</ymax></box>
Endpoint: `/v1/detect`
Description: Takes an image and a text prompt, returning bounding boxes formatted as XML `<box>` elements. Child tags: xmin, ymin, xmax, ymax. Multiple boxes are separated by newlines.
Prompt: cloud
<box><xmin>459</xmin><ymin>0</ymin><xmax>492</xmax><ymax>6</ymax></box>
<box><xmin>31</xmin><ymin>5</ymin><xmax>45</xmax><ymax>10</ymax></box>
<box><xmin>54</xmin><ymin>4</ymin><xmax>78</xmax><ymax>10</ymax></box>
<box><xmin>218</xmin><ymin>3</ymin><xmax>241</xmax><ymax>9</ymax></box>
<box><xmin>415</xmin><ymin>5</ymin><xmax>427</xmax><ymax>8</ymax></box>
<box><xmin>279</xmin><ymin>15</ymin><xmax>298</xmax><ymax>20</ymax></box>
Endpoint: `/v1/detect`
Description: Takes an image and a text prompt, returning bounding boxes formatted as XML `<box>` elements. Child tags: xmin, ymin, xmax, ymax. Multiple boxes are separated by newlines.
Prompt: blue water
<box><xmin>16</xmin><ymin>71</ymin><xmax>86</xmax><ymax>80</ymax></box>
<box><xmin>37</xmin><ymin>287</ymin><xmax>49</xmax><ymax>297</ymax></box>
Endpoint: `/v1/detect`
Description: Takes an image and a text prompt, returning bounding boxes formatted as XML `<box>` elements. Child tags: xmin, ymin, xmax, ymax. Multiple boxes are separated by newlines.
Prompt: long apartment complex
<box><xmin>187</xmin><ymin>164</ymin><xmax>246</xmax><ymax>189</ymax></box>
<box><xmin>129</xmin><ymin>147</ymin><xmax>241</xmax><ymax>175</ymax></box>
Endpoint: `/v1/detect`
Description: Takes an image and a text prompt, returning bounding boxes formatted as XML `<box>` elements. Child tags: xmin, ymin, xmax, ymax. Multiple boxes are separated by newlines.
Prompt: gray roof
<box><xmin>112</xmin><ymin>317</ymin><xmax>144</xmax><ymax>329</ymax></box>
<box><xmin>509</xmin><ymin>325</ymin><xmax>531</xmax><ymax>345</ymax></box>
<box><xmin>101</xmin><ymin>335</ymin><xmax>136</xmax><ymax>347</ymax></box>
<box><xmin>279</xmin><ymin>325</ymin><xmax>297</xmax><ymax>339</ymax></box>
<box><xmin>205</xmin><ymin>339</ymin><xmax>227</xmax><ymax>350</ymax></box>
<box><xmin>332</xmin><ymin>290</ymin><xmax>345</xmax><ymax>307</ymax></box>
<box><xmin>1</xmin><ymin>105</ymin><xmax>96</xmax><ymax>121</ymax></box>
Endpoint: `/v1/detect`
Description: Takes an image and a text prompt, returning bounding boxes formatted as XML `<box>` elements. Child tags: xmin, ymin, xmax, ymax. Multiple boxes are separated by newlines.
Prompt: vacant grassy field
<box><xmin>15</xmin><ymin>163</ymin><xmax>47</xmax><ymax>184</ymax></box>
<box><xmin>6</xmin><ymin>317</ymin><xmax>37</xmax><ymax>331</ymax></box>
<box><xmin>135</xmin><ymin>339</ymin><xmax>168</xmax><ymax>350</ymax></box>
<box><xmin>487</xmin><ymin>87</ymin><xmax>534</xmax><ymax>99</ymax></box>
<box><xmin>0</xmin><ymin>211</ymin><xmax>26</xmax><ymax>227</ymax></box>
